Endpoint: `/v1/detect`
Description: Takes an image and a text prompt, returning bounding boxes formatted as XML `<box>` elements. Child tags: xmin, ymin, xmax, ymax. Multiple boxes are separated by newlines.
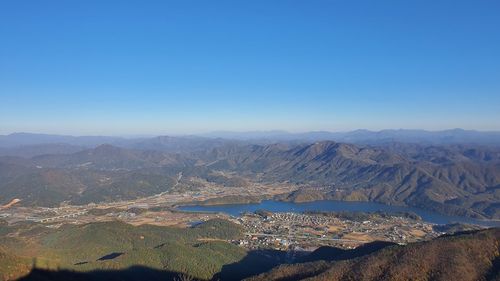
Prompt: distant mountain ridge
<box><xmin>2</xmin><ymin>129</ymin><xmax>500</xmax><ymax>152</ymax></box>
<box><xmin>203</xmin><ymin>128</ymin><xmax>500</xmax><ymax>145</ymax></box>
<box><xmin>0</xmin><ymin>143</ymin><xmax>86</xmax><ymax>158</ymax></box>
<box><xmin>0</xmin><ymin>133</ymin><xmax>237</xmax><ymax>157</ymax></box>
<box><xmin>0</xmin><ymin>133</ymin><xmax>129</xmax><ymax>147</ymax></box>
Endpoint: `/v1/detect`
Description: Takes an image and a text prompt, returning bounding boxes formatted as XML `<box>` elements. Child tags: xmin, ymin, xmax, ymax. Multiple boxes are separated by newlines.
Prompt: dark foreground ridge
<box><xmin>246</xmin><ymin>228</ymin><xmax>500</xmax><ymax>281</ymax></box>
<box><xmin>13</xmin><ymin>228</ymin><xmax>500</xmax><ymax>281</ymax></box>
<box><xmin>18</xmin><ymin>267</ymin><xmax>187</xmax><ymax>281</ymax></box>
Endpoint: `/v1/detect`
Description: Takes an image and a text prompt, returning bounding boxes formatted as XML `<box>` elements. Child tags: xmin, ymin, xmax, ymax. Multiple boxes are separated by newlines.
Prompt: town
<box><xmin>236</xmin><ymin>211</ymin><xmax>440</xmax><ymax>250</ymax></box>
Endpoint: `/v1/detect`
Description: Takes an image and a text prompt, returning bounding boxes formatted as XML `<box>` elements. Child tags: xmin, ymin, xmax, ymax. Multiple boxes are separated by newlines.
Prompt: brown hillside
<box><xmin>246</xmin><ymin>228</ymin><xmax>500</xmax><ymax>281</ymax></box>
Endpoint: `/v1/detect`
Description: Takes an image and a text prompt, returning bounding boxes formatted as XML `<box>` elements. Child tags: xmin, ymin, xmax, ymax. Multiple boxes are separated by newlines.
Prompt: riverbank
<box><xmin>177</xmin><ymin>200</ymin><xmax>500</xmax><ymax>227</ymax></box>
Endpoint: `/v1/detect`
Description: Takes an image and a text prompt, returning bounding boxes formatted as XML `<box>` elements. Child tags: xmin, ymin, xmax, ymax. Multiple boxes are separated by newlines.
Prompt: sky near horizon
<box><xmin>1</xmin><ymin>0</ymin><xmax>499</xmax><ymax>135</ymax></box>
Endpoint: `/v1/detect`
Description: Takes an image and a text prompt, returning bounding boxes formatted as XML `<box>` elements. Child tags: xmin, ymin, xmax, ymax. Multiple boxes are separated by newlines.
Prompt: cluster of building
<box><xmin>235</xmin><ymin>212</ymin><xmax>439</xmax><ymax>250</ymax></box>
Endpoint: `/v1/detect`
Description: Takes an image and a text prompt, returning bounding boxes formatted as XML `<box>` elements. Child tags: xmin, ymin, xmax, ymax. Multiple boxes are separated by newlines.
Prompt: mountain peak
<box><xmin>91</xmin><ymin>144</ymin><xmax>123</xmax><ymax>155</ymax></box>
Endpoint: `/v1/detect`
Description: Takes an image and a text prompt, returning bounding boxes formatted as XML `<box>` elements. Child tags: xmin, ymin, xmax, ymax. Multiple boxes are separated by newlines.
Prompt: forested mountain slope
<box><xmin>0</xmin><ymin>141</ymin><xmax>499</xmax><ymax>218</ymax></box>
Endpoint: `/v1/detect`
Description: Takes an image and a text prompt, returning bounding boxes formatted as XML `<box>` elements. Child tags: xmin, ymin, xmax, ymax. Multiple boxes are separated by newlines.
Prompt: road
<box><xmin>244</xmin><ymin>232</ymin><xmax>370</xmax><ymax>243</ymax></box>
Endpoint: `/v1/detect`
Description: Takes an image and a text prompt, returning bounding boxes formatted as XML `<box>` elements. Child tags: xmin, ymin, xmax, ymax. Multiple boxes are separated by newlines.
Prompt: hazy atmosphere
<box><xmin>1</xmin><ymin>0</ymin><xmax>500</xmax><ymax>135</ymax></box>
<box><xmin>1</xmin><ymin>2</ymin><xmax>500</xmax><ymax>281</ymax></box>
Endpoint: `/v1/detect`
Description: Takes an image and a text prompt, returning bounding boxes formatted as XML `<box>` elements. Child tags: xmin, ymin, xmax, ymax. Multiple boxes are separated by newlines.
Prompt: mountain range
<box><xmin>1</xmin><ymin>129</ymin><xmax>500</xmax><ymax>152</ymax></box>
<box><xmin>203</xmin><ymin>128</ymin><xmax>500</xmax><ymax>145</ymax></box>
<box><xmin>0</xmin><ymin>133</ymin><xmax>499</xmax><ymax>219</ymax></box>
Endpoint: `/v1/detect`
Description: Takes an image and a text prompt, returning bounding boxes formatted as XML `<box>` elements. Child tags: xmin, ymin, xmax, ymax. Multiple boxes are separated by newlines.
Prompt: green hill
<box><xmin>1</xmin><ymin>219</ymin><xmax>245</xmax><ymax>280</ymax></box>
<box><xmin>0</xmin><ymin>246</ymin><xmax>31</xmax><ymax>281</ymax></box>
<box><xmin>10</xmin><ymin>226</ymin><xmax>500</xmax><ymax>281</ymax></box>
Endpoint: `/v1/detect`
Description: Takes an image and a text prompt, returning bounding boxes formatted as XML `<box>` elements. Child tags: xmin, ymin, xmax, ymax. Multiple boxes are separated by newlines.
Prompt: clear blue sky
<box><xmin>1</xmin><ymin>0</ymin><xmax>499</xmax><ymax>135</ymax></box>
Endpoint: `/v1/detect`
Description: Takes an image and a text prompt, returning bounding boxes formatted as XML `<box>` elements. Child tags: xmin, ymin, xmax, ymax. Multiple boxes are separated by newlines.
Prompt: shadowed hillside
<box><xmin>246</xmin><ymin>228</ymin><xmax>500</xmax><ymax>281</ymax></box>
<box><xmin>0</xmin><ymin>219</ymin><xmax>249</xmax><ymax>281</ymax></box>
<box><xmin>9</xmin><ymin>228</ymin><xmax>500</xmax><ymax>281</ymax></box>
<box><xmin>17</xmin><ymin>267</ymin><xmax>193</xmax><ymax>281</ymax></box>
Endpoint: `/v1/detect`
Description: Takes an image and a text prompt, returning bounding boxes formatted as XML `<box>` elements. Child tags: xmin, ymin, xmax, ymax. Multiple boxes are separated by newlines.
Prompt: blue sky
<box><xmin>1</xmin><ymin>0</ymin><xmax>499</xmax><ymax>135</ymax></box>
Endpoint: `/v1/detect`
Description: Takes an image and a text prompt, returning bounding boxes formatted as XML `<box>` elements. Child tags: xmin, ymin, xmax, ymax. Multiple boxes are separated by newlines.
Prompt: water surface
<box><xmin>179</xmin><ymin>200</ymin><xmax>500</xmax><ymax>227</ymax></box>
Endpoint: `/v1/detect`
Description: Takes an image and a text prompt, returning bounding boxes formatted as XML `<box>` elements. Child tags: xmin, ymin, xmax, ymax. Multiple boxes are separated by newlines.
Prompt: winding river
<box><xmin>178</xmin><ymin>200</ymin><xmax>500</xmax><ymax>227</ymax></box>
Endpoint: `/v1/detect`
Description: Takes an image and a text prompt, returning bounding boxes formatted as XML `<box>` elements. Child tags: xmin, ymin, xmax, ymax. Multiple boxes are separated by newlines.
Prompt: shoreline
<box><xmin>175</xmin><ymin>199</ymin><xmax>500</xmax><ymax>227</ymax></box>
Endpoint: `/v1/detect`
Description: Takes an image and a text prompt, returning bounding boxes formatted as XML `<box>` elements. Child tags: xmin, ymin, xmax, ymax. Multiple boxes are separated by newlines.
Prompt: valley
<box><xmin>3</xmin><ymin>0</ymin><xmax>500</xmax><ymax>278</ymax></box>
<box><xmin>0</xmin><ymin>133</ymin><xmax>499</xmax><ymax>280</ymax></box>
<box><xmin>0</xmin><ymin>181</ymin><xmax>481</xmax><ymax>271</ymax></box>
<box><xmin>1</xmin><ymin>137</ymin><xmax>499</xmax><ymax>220</ymax></box>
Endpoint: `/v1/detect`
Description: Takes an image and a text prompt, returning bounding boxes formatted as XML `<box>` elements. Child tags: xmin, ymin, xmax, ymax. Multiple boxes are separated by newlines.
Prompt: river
<box><xmin>178</xmin><ymin>200</ymin><xmax>500</xmax><ymax>227</ymax></box>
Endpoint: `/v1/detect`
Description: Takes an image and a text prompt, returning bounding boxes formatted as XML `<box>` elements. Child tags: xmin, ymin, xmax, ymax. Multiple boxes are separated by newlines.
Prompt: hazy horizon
<box><xmin>2</xmin><ymin>127</ymin><xmax>500</xmax><ymax>139</ymax></box>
